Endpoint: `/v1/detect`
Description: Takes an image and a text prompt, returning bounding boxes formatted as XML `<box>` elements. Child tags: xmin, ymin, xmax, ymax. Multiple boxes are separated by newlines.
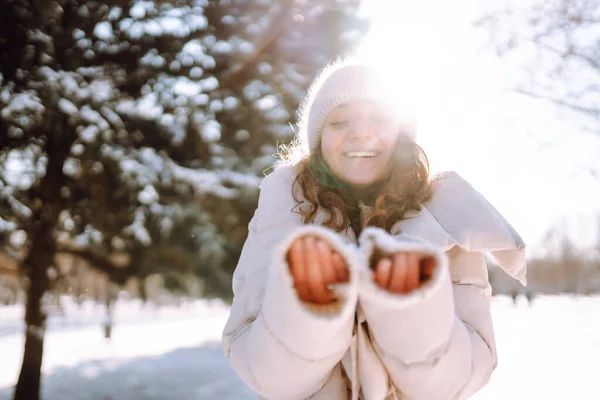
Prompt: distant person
<box><xmin>222</xmin><ymin>59</ymin><xmax>527</xmax><ymax>399</ymax></box>
<box><xmin>511</xmin><ymin>287</ymin><xmax>535</xmax><ymax>306</ymax></box>
<box><xmin>524</xmin><ymin>288</ymin><xmax>534</xmax><ymax>305</ymax></box>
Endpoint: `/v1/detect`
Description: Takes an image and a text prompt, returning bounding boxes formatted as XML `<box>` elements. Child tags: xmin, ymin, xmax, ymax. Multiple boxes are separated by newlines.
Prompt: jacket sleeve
<box><xmin>221</xmin><ymin>167</ymin><xmax>360</xmax><ymax>400</ymax></box>
<box><xmin>357</xmin><ymin>227</ymin><xmax>497</xmax><ymax>399</ymax></box>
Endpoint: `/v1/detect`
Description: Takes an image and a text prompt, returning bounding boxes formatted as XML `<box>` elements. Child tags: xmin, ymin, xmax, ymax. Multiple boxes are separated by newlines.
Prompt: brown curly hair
<box><xmin>280</xmin><ymin>134</ymin><xmax>433</xmax><ymax>236</ymax></box>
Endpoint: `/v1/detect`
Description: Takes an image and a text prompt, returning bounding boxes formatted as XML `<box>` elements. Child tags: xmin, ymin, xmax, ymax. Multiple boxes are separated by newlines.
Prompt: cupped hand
<box><xmin>372</xmin><ymin>252</ymin><xmax>436</xmax><ymax>294</ymax></box>
<box><xmin>287</xmin><ymin>236</ymin><xmax>350</xmax><ymax>304</ymax></box>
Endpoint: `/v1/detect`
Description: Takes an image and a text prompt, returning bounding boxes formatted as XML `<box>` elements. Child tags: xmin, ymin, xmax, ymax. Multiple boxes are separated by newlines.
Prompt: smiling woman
<box><xmin>222</xmin><ymin>57</ymin><xmax>526</xmax><ymax>400</ymax></box>
<box><xmin>288</xmin><ymin>62</ymin><xmax>431</xmax><ymax>236</ymax></box>
<box><xmin>321</xmin><ymin>100</ymin><xmax>406</xmax><ymax>188</ymax></box>
<box><xmin>306</xmin><ymin>63</ymin><xmax>415</xmax><ymax>188</ymax></box>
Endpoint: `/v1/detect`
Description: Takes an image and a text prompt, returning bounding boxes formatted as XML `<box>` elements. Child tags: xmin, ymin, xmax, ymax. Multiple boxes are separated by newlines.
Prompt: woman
<box><xmin>222</xmin><ymin>60</ymin><xmax>527</xmax><ymax>400</ymax></box>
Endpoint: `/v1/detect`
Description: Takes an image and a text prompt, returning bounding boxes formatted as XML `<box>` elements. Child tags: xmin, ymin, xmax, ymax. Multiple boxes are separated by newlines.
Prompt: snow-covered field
<box><xmin>1</xmin><ymin>295</ymin><xmax>599</xmax><ymax>400</ymax></box>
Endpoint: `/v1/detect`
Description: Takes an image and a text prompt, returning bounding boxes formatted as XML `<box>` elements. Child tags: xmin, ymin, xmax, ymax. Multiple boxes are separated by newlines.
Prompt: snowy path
<box><xmin>1</xmin><ymin>295</ymin><xmax>599</xmax><ymax>399</ymax></box>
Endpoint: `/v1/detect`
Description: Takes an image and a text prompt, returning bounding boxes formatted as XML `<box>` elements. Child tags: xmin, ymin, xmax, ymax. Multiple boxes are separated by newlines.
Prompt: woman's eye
<box><xmin>373</xmin><ymin>116</ymin><xmax>391</xmax><ymax>126</ymax></box>
<box><xmin>330</xmin><ymin>120</ymin><xmax>349</xmax><ymax>128</ymax></box>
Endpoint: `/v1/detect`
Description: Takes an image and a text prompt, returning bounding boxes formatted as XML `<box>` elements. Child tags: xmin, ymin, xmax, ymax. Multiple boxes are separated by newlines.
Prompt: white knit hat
<box><xmin>298</xmin><ymin>61</ymin><xmax>417</xmax><ymax>152</ymax></box>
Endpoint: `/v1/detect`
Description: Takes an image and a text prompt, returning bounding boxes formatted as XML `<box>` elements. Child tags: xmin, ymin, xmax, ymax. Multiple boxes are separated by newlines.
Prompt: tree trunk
<box><xmin>14</xmin><ymin>228</ymin><xmax>55</xmax><ymax>400</ymax></box>
<box><xmin>104</xmin><ymin>300</ymin><xmax>113</xmax><ymax>340</ymax></box>
<box><xmin>104</xmin><ymin>282</ymin><xmax>120</xmax><ymax>340</ymax></box>
<box><xmin>104</xmin><ymin>287</ymin><xmax>113</xmax><ymax>340</ymax></box>
<box><xmin>14</xmin><ymin>123</ymin><xmax>73</xmax><ymax>400</ymax></box>
<box><xmin>139</xmin><ymin>276</ymin><xmax>148</xmax><ymax>304</ymax></box>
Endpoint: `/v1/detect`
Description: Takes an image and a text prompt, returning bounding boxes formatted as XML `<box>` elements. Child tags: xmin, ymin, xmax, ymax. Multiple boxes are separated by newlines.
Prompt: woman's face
<box><xmin>320</xmin><ymin>99</ymin><xmax>402</xmax><ymax>189</ymax></box>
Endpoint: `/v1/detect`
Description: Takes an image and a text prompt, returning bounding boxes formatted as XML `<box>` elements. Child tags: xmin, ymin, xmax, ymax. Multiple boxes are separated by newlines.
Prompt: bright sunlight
<box><xmin>355</xmin><ymin>0</ymin><xmax>600</xmax><ymax>251</ymax></box>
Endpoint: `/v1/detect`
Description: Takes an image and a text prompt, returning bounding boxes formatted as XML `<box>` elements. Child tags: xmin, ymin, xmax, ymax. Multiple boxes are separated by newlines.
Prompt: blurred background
<box><xmin>1</xmin><ymin>0</ymin><xmax>599</xmax><ymax>399</ymax></box>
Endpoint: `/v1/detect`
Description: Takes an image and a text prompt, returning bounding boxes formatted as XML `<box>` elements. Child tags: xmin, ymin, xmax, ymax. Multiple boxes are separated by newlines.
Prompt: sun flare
<box><xmin>353</xmin><ymin>1</ymin><xmax>472</xmax><ymax>176</ymax></box>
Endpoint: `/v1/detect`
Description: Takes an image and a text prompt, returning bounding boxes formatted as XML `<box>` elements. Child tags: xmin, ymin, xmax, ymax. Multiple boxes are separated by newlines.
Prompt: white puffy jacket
<box><xmin>222</xmin><ymin>165</ymin><xmax>526</xmax><ymax>400</ymax></box>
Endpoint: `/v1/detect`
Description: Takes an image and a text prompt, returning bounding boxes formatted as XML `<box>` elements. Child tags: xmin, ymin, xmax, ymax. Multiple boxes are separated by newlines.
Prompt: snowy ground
<box><xmin>1</xmin><ymin>295</ymin><xmax>599</xmax><ymax>399</ymax></box>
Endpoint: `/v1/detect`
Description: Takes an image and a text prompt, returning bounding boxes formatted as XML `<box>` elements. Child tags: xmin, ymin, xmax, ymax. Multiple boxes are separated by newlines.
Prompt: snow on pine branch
<box><xmin>124</xmin><ymin>207</ymin><xmax>152</xmax><ymax>246</ymax></box>
<box><xmin>169</xmin><ymin>162</ymin><xmax>261</xmax><ymax>200</ymax></box>
<box><xmin>0</xmin><ymin>216</ymin><xmax>17</xmax><ymax>233</ymax></box>
<box><xmin>0</xmin><ymin>91</ymin><xmax>45</xmax><ymax>137</ymax></box>
<box><xmin>118</xmin><ymin>0</ymin><xmax>208</xmax><ymax>41</ymax></box>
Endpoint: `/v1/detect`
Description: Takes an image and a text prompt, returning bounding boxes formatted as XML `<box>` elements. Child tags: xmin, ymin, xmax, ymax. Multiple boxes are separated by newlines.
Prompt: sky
<box><xmin>356</xmin><ymin>0</ymin><xmax>600</xmax><ymax>255</ymax></box>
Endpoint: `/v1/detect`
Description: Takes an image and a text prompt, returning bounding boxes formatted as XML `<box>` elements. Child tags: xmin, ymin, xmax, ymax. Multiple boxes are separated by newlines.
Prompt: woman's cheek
<box><xmin>382</xmin><ymin>129</ymin><xmax>401</xmax><ymax>146</ymax></box>
<box><xmin>321</xmin><ymin>129</ymin><xmax>343</xmax><ymax>159</ymax></box>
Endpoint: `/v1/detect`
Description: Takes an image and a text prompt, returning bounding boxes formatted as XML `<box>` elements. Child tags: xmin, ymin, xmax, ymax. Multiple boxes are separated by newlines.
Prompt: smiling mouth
<box><xmin>343</xmin><ymin>151</ymin><xmax>381</xmax><ymax>158</ymax></box>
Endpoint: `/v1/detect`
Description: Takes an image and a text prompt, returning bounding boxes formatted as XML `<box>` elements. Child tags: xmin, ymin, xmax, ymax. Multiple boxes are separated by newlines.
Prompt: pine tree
<box><xmin>0</xmin><ymin>1</ymin><xmax>367</xmax><ymax>399</ymax></box>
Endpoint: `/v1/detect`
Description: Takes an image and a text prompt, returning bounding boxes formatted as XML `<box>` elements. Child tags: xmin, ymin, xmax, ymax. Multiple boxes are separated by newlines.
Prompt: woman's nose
<box><xmin>348</xmin><ymin>118</ymin><xmax>375</xmax><ymax>141</ymax></box>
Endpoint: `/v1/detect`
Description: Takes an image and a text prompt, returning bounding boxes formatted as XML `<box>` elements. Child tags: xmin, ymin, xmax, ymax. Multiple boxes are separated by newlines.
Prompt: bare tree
<box><xmin>476</xmin><ymin>0</ymin><xmax>600</xmax><ymax>176</ymax></box>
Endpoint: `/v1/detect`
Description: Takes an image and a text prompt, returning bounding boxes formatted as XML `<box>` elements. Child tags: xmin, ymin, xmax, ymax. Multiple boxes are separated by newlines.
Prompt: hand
<box><xmin>287</xmin><ymin>236</ymin><xmax>350</xmax><ymax>305</ymax></box>
<box><xmin>373</xmin><ymin>252</ymin><xmax>436</xmax><ymax>294</ymax></box>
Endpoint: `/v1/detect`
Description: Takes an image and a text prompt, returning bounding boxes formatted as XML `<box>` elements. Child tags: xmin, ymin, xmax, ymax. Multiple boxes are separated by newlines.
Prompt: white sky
<box><xmin>356</xmin><ymin>0</ymin><xmax>600</xmax><ymax>255</ymax></box>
